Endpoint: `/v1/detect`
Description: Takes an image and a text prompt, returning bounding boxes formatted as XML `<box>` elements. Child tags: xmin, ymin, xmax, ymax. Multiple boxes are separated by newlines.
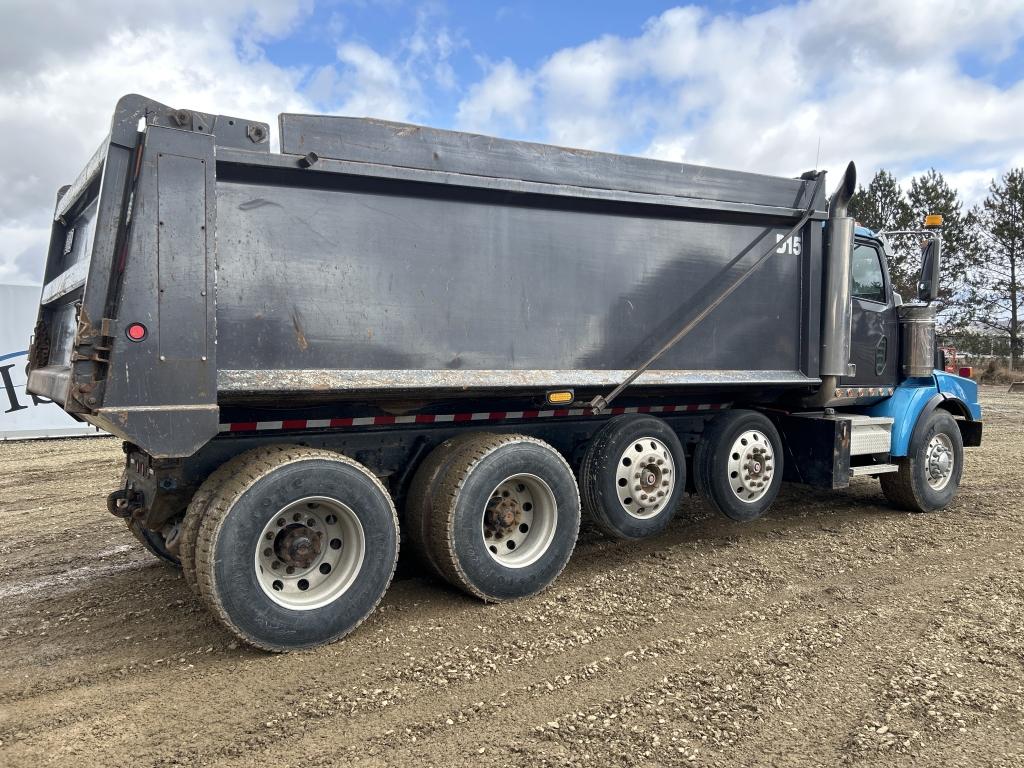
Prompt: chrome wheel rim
<box><xmin>254</xmin><ymin>495</ymin><xmax>365</xmax><ymax>610</ymax></box>
<box><xmin>615</xmin><ymin>437</ymin><xmax>675</xmax><ymax>519</ymax></box>
<box><xmin>925</xmin><ymin>433</ymin><xmax>955</xmax><ymax>491</ymax></box>
<box><xmin>727</xmin><ymin>430</ymin><xmax>775</xmax><ymax>503</ymax></box>
<box><xmin>481</xmin><ymin>474</ymin><xmax>557</xmax><ymax>568</ymax></box>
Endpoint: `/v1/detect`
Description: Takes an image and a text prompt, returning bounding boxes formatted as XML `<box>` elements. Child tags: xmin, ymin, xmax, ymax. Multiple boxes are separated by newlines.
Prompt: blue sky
<box><xmin>2</xmin><ymin>0</ymin><xmax>1024</xmax><ymax>283</ymax></box>
<box><xmin>264</xmin><ymin>1</ymin><xmax>800</xmax><ymax>138</ymax></box>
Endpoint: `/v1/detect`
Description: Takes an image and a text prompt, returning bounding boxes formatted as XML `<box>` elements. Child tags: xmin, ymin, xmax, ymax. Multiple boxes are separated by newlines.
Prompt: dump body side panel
<box><xmin>213</xmin><ymin>174</ymin><xmax>810</xmax><ymax>380</ymax></box>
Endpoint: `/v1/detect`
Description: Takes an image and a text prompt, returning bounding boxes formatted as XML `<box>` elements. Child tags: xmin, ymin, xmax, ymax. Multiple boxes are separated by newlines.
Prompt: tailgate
<box><xmin>26</xmin><ymin>94</ymin><xmax>269</xmax><ymax>457</ymax></box>
<box><xmin>28</xmin><ymin>125</ymin><xmax>137</xmax><ymax>411</ymax></box>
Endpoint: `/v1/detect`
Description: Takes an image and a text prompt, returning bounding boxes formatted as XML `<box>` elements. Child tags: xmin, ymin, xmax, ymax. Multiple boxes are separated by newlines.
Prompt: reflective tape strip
<box><xmin>218</xmin><ymin>402</ymin><xmax>731</xmax><ymax>433</ymax></box>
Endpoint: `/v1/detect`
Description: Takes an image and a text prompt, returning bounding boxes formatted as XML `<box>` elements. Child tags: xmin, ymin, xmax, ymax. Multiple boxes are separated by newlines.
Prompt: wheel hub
<box><xmin>275</xmin><ymin>526</ymin><xmax>322</xmax><ymax>568</ymax></box>
<box><xmin>727</xmin><ymin>430</ymin><xmax>774</xmax><ymax>503</ymax></box>
<box><xmin>480</xmin><ymin>474</ymin><xmax>557</xmax><ymax>568</ymax></box>
<box><xmin>925</xmin><ymin>433</ymin><xmax>954</xmax><ymax>490</ymax></box>
<box><xmin>615</xmin><ymin>438</ymin><xmax>675</xmax><ymax>519</ymax></box>
<box><xmin>254</xmin><ymin>496</ymin><xmax>366</xmax><ymax>611</ymax></box>
<box><xmin>484</xmin><ymin>496</ymin><xmax>521</xmax><ymax>537</ymax></box>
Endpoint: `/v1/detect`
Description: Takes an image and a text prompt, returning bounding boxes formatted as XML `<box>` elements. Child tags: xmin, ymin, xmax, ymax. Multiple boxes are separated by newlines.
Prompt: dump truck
<box><xmin>26</xmin><ymin>95</ymin><xmax>983</xmax><ymax>651</ymax></box>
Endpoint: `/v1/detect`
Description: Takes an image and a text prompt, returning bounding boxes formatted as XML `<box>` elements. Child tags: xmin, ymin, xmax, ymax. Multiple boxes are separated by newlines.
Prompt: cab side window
<box><xmin>851</xmin><ymin>243</ymin><xmax>885</xmax><ymax>303</ymax></box>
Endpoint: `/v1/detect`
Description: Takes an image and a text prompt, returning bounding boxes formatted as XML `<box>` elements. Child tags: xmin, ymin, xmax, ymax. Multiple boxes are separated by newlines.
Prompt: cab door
<box><xmin>841</xmin><ymin>239</ymin><xmax>898</xmax><ymax>391</ymax></box>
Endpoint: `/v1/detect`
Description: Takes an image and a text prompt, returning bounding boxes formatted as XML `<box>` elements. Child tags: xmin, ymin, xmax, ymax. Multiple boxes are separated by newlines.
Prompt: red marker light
<box><xmin>126</xmin><ymin>323</ymin><xmax>147</xmax><ymax>341</ymax></box>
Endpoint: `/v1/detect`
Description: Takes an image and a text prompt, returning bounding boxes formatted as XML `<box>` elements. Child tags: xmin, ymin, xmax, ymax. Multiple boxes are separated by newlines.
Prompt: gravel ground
<box><xmin>0</xmin><ymin>386</ymin><xmax>1021</xmax><ymax>767</ymax></box>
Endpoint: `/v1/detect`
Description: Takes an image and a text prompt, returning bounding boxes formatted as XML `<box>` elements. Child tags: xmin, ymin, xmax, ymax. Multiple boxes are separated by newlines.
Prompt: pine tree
<box><xmin>968</xmin><ymin>169</ymin><xmax>1024</xmax><ymax>367</ymax></box>
<box><xmin>907</xmin><ymin>169</ymin><xmax>977</xmax><ymax>331</ymax></box>
<box><xmin>848</xmin><ymin>170</ymin><xmax>915</xmax><ymax>299</ymax></box>
<box><xmin>848</xmin><ymin>169</ymin><xmax>914</xmax><ymax>234</ymax></box>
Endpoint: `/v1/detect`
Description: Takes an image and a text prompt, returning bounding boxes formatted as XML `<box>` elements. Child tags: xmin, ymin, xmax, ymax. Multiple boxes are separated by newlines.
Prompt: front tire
<box><xmin>880</xmin><ymin>409</ymin><xmax>963</xmax><ymax>512</ymax></box>
<box><xmin>194</xmin><ymin>446</ymin><xmax>399</xmax><ymax>651</ymax></box>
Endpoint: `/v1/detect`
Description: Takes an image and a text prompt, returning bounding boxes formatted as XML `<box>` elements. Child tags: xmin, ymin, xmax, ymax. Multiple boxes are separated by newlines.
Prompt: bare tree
<box><xmin>968</xmin><ymin>169</ymin><xmax>1024</xmax><ymax>368</ymax></box>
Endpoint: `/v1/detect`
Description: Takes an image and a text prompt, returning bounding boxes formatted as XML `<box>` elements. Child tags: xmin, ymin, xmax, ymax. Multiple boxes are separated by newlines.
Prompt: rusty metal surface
<box><xmin>29</xmin><ymin>94</ymin><xmax>834</xmax><ymax>458</ymax></box>
<box><xmin>217</xmin><ymin>369</ymin><xmax>821</xmax><ymax>393</ymax></box>
<box><xmin>214</xmin><ymin>179</ymin><xmax>812</xmax><ymax>378</ymax></box>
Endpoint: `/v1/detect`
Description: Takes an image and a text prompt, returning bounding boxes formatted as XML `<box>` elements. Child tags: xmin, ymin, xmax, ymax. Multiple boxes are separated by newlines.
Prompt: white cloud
<box><xmin>456</xmin><ymin>59</ymin><xmax>536</xmax><ymax>134</ymax></box>
<box><xmin>456</xmin><ymin>0</ymin><xmax>1024</xmax><ymax>198</ymax></box>
<box><xmin>306</xmin><ymin>4</ymin><xmax>462</xmax><ymax>121</ymax></box>
<box><xmin>331</xmin><ymin>41</ymin><xmax>418</xmax><ymax>121</ymax></box>
<box><xmin>0</xmin><ymin>1</ymin><xmax>315</xmax><ymax>284</ymax></box>
<box><xmin>6</xmin><ymin>0</ymin><xmax>1024</xmax><ymax>284</ymax></box>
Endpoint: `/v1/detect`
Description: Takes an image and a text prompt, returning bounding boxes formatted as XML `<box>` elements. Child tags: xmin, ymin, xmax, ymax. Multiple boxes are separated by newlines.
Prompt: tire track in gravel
<box><xmin>208</xmin><ymin>539</ymin><xmax>1022</xmax><ymax>768</ymax></box>
<box><xmin>5</xmin><ymin>529</ymin><xmax>1002</xmax><ymax>768</ymax></box>
<box><xmin>0</xmin><ymin>485</ymin><xmax>995</xmax><ymax>705</ymax></box>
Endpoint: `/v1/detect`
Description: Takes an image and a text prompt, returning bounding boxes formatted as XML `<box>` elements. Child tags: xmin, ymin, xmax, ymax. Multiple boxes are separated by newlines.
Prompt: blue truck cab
<box><xmin>815</xmin><ymin>224</ymin><xmax>983</xmax><ymax>510</ymax></box>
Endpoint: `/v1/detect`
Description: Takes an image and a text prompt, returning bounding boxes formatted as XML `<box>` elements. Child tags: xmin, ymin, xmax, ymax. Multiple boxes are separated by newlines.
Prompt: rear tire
<box><xmin>880</xmin><ymin>409</ymin><xmax>963</xmax><ymax>512</ymax></box>
<box><xmin>179</xmin><ymin>445</ymin><xmax>292</xmax><ymax>590</ymax></box>
<box><xmin>405</xmin><ymin>432</ymin><xmax>498</xmax><ymax>579</ymax></box>
<box><xmin>579</xmin><ymin>415</ymin><xmax>686</xmax><ymax>540</ymax></box>
<box><xmin>194</xmin><ymin>446</ymin><xmax>399</xmax><ymax>651</ymax></box>
<box><xmin>427</xmin><ymin>434</ymin><xmax>580</xmax><ymax>602</ymax></box>
<box><xmin>694</xmin><ymin>409</ymin><xmax>783</xmax><ymax>522</ymax></box>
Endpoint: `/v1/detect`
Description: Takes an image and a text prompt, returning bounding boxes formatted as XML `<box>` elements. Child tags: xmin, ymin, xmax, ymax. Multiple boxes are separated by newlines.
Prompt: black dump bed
<box><xmin>27</xmin><ymin>95</ymin><xmax>828</xmax><ymax>457</ymax></box>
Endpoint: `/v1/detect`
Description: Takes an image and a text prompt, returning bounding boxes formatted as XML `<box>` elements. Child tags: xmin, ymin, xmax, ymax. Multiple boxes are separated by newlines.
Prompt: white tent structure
<box><xmin>1</xmin><ymin>283</ymin><xmax>101</xmax><ymax>439</ymax></box>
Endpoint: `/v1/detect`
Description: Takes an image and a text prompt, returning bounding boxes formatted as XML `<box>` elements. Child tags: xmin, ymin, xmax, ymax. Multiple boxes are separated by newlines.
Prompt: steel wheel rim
<box><xmin>615</xmin><ymin>437</ymin><xmax>675</xmax><ymax>519</ymax></box>
<box><xmin>481</xmin><ymin>473</ymin><xmax>557</xmax><ymax>568</ymax></box>
<box><xmin>925</xmin><ymin>432</ymin><xmax>955</xmax><ymax>491</ymax></box>
<box><xmin>726</xmin><ymin>429</ymin><xmax>775</xmax><ymax>503</ymax></box>
<box><xmin>254</xmin><ymin>495</ymin><xmax>365</xmax><ymax>610</ymax></box>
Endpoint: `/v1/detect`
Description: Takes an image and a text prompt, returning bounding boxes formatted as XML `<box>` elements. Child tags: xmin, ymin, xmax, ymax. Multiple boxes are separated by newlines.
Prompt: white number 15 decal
<box><xmin>775</xmin><ymin>234</ymin><xmax>802</xmax><ymax>255</ymax></box>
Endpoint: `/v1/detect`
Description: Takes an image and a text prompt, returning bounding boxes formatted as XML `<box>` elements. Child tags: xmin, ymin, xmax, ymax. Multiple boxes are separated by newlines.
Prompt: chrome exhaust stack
<box><xmin>807</xmin><ymin>161</ymin><xmax>857</xmax><ymax>405</ymax></box>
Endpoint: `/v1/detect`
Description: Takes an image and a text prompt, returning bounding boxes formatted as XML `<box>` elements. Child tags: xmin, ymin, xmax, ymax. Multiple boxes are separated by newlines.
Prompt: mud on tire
<box><xmin>404</xmin><ymin>432</ymin><xmax>499</xmax><ymax>580</ymax></box>
<box><xmin>694</xmin><ymin>409</ymin><xmax>784</xmax><ymax>522</ymax></box>
<box><xmin>427</xmin><ymin>434</ymin><xmax>580</xmax><ymax>602</ymax></box>
<box><xmin>193</xmin><ymin>446</ymin><xmax>399</xmax><ymax>651</ymax></box>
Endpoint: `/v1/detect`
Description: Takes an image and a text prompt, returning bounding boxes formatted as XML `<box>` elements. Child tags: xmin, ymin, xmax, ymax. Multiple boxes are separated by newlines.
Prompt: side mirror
<box><xmin>918</xmin><ymin>238</ymin><xmax>941</xmax><ymax>302</ymax></box>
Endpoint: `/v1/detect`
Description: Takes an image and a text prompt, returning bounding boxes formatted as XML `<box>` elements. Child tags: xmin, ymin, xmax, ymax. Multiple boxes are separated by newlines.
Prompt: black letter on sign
<box><xmin>0</xmin><ymin>363</ymin><xmax>28</xmax><ymax>413</ymax></box>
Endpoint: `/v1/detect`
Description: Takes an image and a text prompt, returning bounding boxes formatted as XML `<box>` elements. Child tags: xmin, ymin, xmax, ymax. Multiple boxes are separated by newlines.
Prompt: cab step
<box><xmin>850</xmin><ymin>463</ymin><xmax>899</xmax><ymax>477</ymax></box>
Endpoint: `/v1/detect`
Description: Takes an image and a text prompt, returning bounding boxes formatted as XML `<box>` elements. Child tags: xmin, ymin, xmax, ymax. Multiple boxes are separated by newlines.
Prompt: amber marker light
<box><xmin>545</xmin><ymin>390</ymin><xmax>574</xmax><ymax>405</ymax></box>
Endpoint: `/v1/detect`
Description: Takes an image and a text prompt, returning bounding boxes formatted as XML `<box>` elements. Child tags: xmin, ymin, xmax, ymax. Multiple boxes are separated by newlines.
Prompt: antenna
<box><xmin>815</xmin><ymin>136</ymin><xmax>821</xmax><ymax>170</ymax></box>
